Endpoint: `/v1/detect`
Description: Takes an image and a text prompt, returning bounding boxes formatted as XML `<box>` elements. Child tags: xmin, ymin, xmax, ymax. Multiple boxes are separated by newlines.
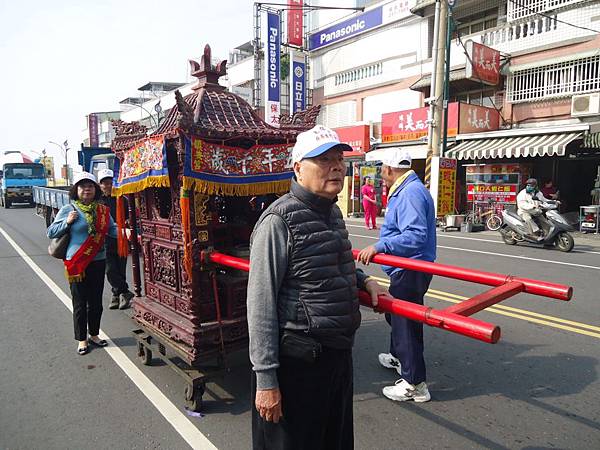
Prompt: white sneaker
<box><xmin>382</xmin><ymin>379</ymin><xmax>431</xmax><ymax>403</ymax></box>
<box><xmin>378</xmin><ymin>353</ymin><xmax>402</xmax><ymax>375</ymax></box>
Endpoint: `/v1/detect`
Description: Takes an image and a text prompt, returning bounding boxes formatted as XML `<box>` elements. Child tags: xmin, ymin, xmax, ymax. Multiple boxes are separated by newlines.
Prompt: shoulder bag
<box><xmin>48</xmin><ymin>205</ymin><xmax>75</xmax><ymax>259</ymax></box>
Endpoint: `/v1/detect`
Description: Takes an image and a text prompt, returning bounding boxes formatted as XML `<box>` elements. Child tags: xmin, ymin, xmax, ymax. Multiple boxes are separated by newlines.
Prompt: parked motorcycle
<box><xmin>499</xmin><ymin>203</ymin><xmax>575</xmax><ymax>252</ymax></box>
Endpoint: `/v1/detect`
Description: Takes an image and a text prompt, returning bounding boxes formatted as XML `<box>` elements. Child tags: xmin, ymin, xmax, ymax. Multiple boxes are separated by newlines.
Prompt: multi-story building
<box><xmin>308</xmin><ymin>0</ymin><xmax>600</xmax><ymax>212</ymax></box>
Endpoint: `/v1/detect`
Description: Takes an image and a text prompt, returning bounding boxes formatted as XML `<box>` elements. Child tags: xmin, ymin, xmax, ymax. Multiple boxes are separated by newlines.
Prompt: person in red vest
<box><xmin>361</xmin><ymin>176</ymin><xmax>378</xmax><ymax>230</ymax></box>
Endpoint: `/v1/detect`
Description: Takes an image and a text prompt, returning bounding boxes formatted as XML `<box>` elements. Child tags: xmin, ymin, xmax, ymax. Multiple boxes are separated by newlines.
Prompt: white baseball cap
<box><xmin>365</xmin><ymin>147</ymin><xmax>412</xmax><ymax>168</ymax></box>
<box><xmin>292</xmin><ymin>125</ymin><xmax>352</xmax><ymax>163</ymax></box>
<box><xmin>97</xmin><ymin>169</ymin><xmax>114</xmax><ymax>182</ymax></box>
<box><xmin>73</xmin><ymin>171</ymin><xmax>98</xmax><ymax>186</ymax></box>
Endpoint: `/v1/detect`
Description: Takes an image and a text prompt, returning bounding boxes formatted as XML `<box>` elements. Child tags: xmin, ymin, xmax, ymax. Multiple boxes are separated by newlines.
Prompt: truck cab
<box><xmin>89</xmin><ymin>153</ymin><xmax>115</xmax><ymax>181</ymax></box>
<box><xmin>1</xmin><ymin>163</ymin><xmax>47</xmax><ymax>208</ymax></box>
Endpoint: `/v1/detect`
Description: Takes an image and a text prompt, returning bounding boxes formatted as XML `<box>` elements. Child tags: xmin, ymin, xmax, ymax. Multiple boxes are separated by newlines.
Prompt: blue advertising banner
<box><xmin>308</xmin><ymin>7</ymin><xmax>382</xmax><ymax>51</ymax></box>
<box><xmin>266</xmin><ymin>12</ymin><xmax>280</xmax><ymax>102</ymax></box>
<box><xmin>291</xmin><ymin>60</ymin><xmax>306</xmax><ymax>113</ymax></box>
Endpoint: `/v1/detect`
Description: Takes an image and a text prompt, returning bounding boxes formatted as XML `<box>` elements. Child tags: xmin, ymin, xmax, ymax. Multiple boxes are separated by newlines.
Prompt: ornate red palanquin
<box><xmin>111</xmin><ymin>45</ymin><xmax>320</xmax><ymax>366</ymax></box>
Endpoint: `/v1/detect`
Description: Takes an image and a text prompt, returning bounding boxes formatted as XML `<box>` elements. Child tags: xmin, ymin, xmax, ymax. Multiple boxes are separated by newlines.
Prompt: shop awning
<box><xmin>370</xmin><ymin>143</ymin><xmax>432</xmax><ymax>160</ymax></box>
<box><xmin>446</xmin><ymin>132</ymin><xmax>582</xmax><ymax>160</ymax></box>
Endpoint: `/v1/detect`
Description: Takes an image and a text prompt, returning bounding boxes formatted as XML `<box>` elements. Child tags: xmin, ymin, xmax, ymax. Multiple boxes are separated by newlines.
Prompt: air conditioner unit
<box><xmin>571</xmin><ymin>93</ymin><xmax>600</xmax><ymax>117</ymax></box>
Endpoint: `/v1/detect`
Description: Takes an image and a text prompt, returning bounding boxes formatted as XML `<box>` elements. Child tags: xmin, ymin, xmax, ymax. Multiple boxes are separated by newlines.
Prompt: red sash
<box><xmin>64</xmin><ymin>204</ymin><xmax>110</xmax><ymax>282</ymax></box>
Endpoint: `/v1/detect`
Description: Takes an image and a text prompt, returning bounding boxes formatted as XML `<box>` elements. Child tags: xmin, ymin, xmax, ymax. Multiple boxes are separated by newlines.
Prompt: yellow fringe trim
<box><xmin>182</xmin><ymin>177</ymin><xmax>291</xmax><ymax>196</ymax></box>
<box><xmin>114</xmin><ymin>175</ymin><xmax>170</xmax><ymax>197</ymax></box>
<box><xmin>65</xmin><ymin>268</ymin><xmax>85</xmax><ymax>283</ymax></box>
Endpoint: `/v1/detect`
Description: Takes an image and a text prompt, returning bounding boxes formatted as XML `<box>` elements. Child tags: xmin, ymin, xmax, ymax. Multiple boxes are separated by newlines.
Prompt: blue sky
<box><xmin>0</xmin><ymin>0</ymin><xmax>253</xmax><ymax>167</ymax></box>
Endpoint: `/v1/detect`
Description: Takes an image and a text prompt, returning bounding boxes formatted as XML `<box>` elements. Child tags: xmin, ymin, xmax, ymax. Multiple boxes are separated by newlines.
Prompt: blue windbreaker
<box><xmin>374</xmin><ymin>172</ymin><xmax>437</xmax><ymax>276</ymax></box>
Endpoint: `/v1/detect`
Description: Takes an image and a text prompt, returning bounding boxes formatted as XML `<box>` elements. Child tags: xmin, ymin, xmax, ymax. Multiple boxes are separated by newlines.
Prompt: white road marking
<box><xmin>345</xmin><ymin>224</ymin><xmax>600</xmax><ymax>255</ymax></box>
<box><xmin>348</xmin><ymin>233</ymin><xmax>600</xmax><ymax>271</ymax></box>
<box><xmin>0</xmin><ymin>225</ymin><xmax>216</xmax><ymax>450</ymax></box>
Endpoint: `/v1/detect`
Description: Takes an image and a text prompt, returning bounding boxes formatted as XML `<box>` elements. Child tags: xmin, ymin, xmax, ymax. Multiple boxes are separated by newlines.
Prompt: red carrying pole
<box><xmin>357</xmin><ymin>291</ymin><xmax>500</xmax><ymax>344</ymax></box>
<box><xmin>351</xmin><ymin>250</ymin><xmax>572</xmax><ymax>301</ymax></box>
<box><xmin>209</xmin><ymin>252</ymin><xmax>500</xmax><ymax>343</ymax></box>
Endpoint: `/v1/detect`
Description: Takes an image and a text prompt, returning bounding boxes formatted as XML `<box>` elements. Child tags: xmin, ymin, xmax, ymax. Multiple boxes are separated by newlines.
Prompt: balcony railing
<box><xmin>481</xmin><ymin>3</ymin><xmax>598</xmax><ymax>54</ymax></box>
<box><xmin>507</xmin><ymin>0</ymin><xmax>591</xmax><ymax>22</ymax></box>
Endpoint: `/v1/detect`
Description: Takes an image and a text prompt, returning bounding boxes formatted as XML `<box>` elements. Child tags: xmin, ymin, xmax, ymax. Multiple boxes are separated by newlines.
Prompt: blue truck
<box><xmin>33</xmin><ymin>146</ymin><xmax>115</xmax><ymax>226</ymax></box>
<box><xmin>1</xmin><ymin>162</ymin><xmax>48</xmax><ymax>208</ymax></box>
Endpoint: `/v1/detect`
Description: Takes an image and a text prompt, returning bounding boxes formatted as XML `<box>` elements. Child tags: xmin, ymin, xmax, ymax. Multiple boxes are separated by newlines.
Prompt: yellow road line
<box><xmin>368</xmin><ymin>276</ymin><xmax>600</xmax><ymax>339</ymax></box>
<box><xmin>427</xmin><ymin>288</ymin><xmax>600</xmax><ymax>333</ymax></box>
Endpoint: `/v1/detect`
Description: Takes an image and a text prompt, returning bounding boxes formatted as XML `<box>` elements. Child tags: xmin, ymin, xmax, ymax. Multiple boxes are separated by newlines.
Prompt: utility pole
<box><xmin>442</xmin><ymin>2</ymin><xmax>456</xmax><ymax>156</ymax></box>
<box><xmin>425</xmin><ymin>0</ymin><xmax>448</xmax><ymax>214</ymax></box>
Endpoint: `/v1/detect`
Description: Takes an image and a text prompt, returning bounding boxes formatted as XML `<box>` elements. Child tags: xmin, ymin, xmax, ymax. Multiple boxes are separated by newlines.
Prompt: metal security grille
<box><xmin>507</xmin><ymin>54</ymin><xmax>600</xmax><ymax>103</ymax></box>
<box><xmin>507</xmin><ymin>0</ymin><xmax>589</xmax><ymax>21</ymax></box>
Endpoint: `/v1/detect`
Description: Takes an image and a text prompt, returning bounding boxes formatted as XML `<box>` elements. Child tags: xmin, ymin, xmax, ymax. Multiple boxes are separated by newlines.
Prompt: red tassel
<box><xmin>116</xmin><ymin>196</ymin><xmax>129</xmax><ymax>258</ymax></box>
<box><xmin>180</xmin><ymin>189</ymin><xmax>193</xmax><ymax>280</ymax></box>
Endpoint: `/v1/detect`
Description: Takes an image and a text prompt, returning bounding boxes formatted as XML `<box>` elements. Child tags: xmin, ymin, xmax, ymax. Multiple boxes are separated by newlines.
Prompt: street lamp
<box><xmin>123</xmin><ymin>101</ymin><xmax>163</xmax><ymax>131</ymax></box>
<box><xmin>48</xmin><ymin>140</ymin><xmax>70</xmax><ymax>185</ymax></box>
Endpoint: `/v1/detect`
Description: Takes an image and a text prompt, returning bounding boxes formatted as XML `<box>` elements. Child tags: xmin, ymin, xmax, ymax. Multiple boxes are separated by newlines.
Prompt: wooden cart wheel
<box><xmin>137</xmin><ymin>342</ymin><xmax>153</xmax><ymax>366</ymax></box>
<box><xmin>185</xmin><ymin>383</ymin><xmax>205</xmax><ymax>412</ymax></box>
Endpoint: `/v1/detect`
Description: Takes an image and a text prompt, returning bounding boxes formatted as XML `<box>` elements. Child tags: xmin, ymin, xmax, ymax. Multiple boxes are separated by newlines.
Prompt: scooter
<box><xmin>499</xmin><ymin>202</ymin><xmax>575</xmax><ymax>252</ymax></box>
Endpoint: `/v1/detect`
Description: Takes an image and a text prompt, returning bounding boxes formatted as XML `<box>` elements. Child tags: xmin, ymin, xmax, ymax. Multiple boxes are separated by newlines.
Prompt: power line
<box><xmin>507</xmin><ymin>0</ymin><xmax>600</xmax><ymax>34</ymax></box>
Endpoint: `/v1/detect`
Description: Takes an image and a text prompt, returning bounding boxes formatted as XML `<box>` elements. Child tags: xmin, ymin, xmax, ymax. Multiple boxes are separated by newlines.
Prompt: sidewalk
<box><xmin>343</xmin><ymin>215</ymin><xmax>600</xmax><ymax>251</ymax></box>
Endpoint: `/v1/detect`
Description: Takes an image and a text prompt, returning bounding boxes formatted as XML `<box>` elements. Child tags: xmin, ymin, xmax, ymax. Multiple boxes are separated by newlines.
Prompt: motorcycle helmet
<box><xmin>525</xmin><ymin>178</ymin><xmax>538</xmax><ymax>194</ymax></box>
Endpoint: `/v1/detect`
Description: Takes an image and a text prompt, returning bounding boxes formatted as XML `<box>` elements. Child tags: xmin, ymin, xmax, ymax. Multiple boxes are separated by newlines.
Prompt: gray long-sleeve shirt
<box><xmin>247</xmin><ymin>214</ymin><xmax>368</xmax><ymax>390</ymax></box>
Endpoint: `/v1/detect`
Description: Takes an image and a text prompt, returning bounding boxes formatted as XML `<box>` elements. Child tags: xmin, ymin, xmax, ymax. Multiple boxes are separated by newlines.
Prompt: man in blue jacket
<box><xmin>357</xmin><ymin>147</ymin><xmax>436</xmax><ymax>402</ymax></box>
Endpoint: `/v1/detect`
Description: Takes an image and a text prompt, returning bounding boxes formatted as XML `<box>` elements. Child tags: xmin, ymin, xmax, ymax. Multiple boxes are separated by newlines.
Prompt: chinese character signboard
<box><xmin>437</xmin><ymin>157</ymin><xmax>457</xmax><ymax>216</ymax></box>
<box><xmin>467</xmin><ymin>184</ymin><xmax>518</xmax><ymax>203</ymax></box>
<box><xmin>287</xmin><ymin>0</ymin><xmax>303</xmax><ymax>47</ymax></box>
<box><xmin>291</xmin><ymin>58</ymin><xmax>306</xmax><ymax>113</ymax></box>
<box><xmin>334</xmin><ymin>125</ymin><xmax>370</xmax><ymax>153</ymax></box>
<box><xmin>465</xmin><ymin>163</ymin><xmax>528</xmax><ymax>205</ymax></box>
<box><xmin>458</xmin><ymin>103</ymin><xmax>500</xmax><ymax>134</ymax></box>
<box><xmin>382</xmin><ymin>103</ymin><xmax>499</xmax><ymax>143</ymax></box>
<box><xmin>465</xmin><ymin>41</ymin><xmax>500</xmax><ymax>86</ymax></box>
<box><xmin>88</xmin><ymin>114</ymin><xmax>99</xmax><ymax>147</ymax></box>
<box><xmin>382</xmin><ymin>103</ymin><xmax>459</xmax><ymax>143</ymax></box>
<box><xmin>265</xmin><ymin>11</ymin><xmax>281</xmax><ymax>127</ymax></box>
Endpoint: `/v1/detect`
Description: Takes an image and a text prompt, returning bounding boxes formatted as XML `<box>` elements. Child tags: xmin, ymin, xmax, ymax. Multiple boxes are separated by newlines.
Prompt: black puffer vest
<box><xmin>259</xmin><ymin>179</ymin><xmax>361</xmax><ymax>349</ymax></box>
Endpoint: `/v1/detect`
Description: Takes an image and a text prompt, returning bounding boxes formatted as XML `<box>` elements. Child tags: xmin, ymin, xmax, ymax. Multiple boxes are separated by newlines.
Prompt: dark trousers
<box><xmin>386</xmin><ymin>269</ymin><xmax>433</xmax><ymax>385</ymax></box>
<box><xmin>70</xmin><ymin>260</ymin><xmax>106</xmax><ymax>341</ymax></box>
<box><xmin>105</xmin><ymin>250</ymin><xmax>129</xmax><ymax>296</ymax></box>
<box><xmin>252</xmin><ymin>348</ymin><xmax>354</xmax><ymax>450</ymax></box>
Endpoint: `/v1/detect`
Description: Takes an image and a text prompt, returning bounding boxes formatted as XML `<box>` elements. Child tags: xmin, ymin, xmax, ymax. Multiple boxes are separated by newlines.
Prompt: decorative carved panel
<box><xmin>155</xmin><ymin>224</ymin><xmax>171</xmax><ymax>241</ymax></box>
<box><xmin>160</xmin><ymin>289</ymin><xmax>177</xmax><ymax>309</ymax></box>
<box><xmin>141</xmin><ymin>222</ymin><xmax>155</xmax><ymax>237</ymax></box>
<box><xmin>172</xmin><ymin>228</ymin><xmax>183</xmax><ymax>243</ymax></box>
<box><xmin>138</xmin><ymin>192</ymin><xmax>148</xmax><ymax>219</ymax></box>
<box><xmin>150</xmin><ymin>243</ymin><xmax>179</xmax><ymax>290</ymax></box>
<box><xmin>142</xmin><ymin>241</ymin><xmax>152</xmax><ymax>280</ymax></box>
<box><xmin>142</xmin><ymin>311</ymin><xmax>173</xmax><ymax>335</ymax></box>
<box><xmin>146</xmin><ymin>283</ymin><xmax>160</xmax><ymax>301</ymax></box>
<box><xmin>198</xmin><ymin>230</ymin><xmax>209</xmax><ymax>242</ymax></box>
<box><xmin>194</xmin><ymin>192</ymin><xmax>209</xmax><ymax>226</ymax></box>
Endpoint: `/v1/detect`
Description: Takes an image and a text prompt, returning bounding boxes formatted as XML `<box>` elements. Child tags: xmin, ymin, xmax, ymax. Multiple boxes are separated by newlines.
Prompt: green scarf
<box><xmin>74</xmin><ymin>200</ymin><xmax>98</xmax><ymax>235</ymax></box>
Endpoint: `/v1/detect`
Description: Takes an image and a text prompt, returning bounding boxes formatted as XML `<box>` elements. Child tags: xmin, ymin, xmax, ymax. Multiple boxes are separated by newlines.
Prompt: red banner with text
<box><xmin>287</xmin><ymin>0</ymin><xmax>303</xmax><ymax>47</ymax></box>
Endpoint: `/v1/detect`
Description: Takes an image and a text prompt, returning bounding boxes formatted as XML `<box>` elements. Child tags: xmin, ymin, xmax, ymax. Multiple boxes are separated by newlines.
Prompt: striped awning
<box><xmin>583</xmin><ymin>132</ymin><xmax>600</xmax><ymax>148</ymax></box>
<box><xmin>446</xmin><ymin>132</ymin><xmax>582</xmax><ymax>160</ymax></box>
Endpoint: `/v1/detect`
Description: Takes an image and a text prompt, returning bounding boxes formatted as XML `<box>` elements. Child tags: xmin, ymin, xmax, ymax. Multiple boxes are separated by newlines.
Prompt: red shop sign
<box><xmin>458</xmin><ymin>103</ymin><xmax>500</xmax><ymax>134</ymax></box>
<box><xmin>382</xmin><ymin>103</ymin><xmax>459</xmax><ymax>143</ymax></box>
<box><xmin>287</xmin><ymin>0</ymin><xmax>303</xmax><ymax>47</ymax></box>
<box><xmin>335</xmin><ymin>125</ymin><xmax>371</xmax><ymax>153</ymax></box>
<box><xmin>465</xmin><ymin>41</ymin><xmax>500</xmax><ymax>86</ymax></box>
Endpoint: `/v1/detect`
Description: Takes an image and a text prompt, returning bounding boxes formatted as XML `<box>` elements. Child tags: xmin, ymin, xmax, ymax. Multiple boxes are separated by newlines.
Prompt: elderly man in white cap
<box><xmin>357</xmin><ymin>147</ymin><xmax>436</xmax><ymax>403</ymax></box>
<box><xmin>97</xmin><ymin>169</ymin><xmax>134</xmax><ymax>310</ymax></box>
<box><xmin>247</xmin><ymin>125</ymin><xmax>387</xmax><ymax>449</ymax></box>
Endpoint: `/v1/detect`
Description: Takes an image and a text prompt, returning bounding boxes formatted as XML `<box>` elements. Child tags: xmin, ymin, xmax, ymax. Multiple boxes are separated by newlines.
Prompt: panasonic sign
<box><xmin>308</xmin><ymin>7</ymin><xmax>382</xmax><ymax>51</ymax></box>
